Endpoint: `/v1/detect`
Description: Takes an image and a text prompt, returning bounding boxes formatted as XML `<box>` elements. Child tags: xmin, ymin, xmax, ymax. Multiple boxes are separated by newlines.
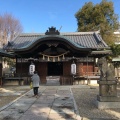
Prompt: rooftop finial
<box><xmin>45</xmin><ymin>26</ymin><xmax>60</xmax><ymax>35</ymax></box>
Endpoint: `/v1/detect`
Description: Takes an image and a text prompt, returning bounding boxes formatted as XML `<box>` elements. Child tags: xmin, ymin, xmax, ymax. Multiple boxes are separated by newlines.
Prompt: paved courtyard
<box><xmin>0</xmin><ymin>85</ymin><xmax>120</xmax><ymax>120</ymax></box>
<box><xmin>0</xmin><ymin>85</ymin><xmax>81</xmax><ymax>120</ymax></box>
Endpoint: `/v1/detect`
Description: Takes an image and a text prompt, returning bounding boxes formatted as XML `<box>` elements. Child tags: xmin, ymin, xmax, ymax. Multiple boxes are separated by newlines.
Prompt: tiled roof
<box><xmin>4</xmin><ymin>31</ymin><xmax>109</xmax><ymax>50</ymax></box>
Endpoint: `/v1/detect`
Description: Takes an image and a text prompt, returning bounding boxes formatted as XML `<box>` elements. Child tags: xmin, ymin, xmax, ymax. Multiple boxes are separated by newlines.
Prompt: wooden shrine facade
<box><xmin>3</xmin><ymin>27</ymin><xmax>112</xmax><ymax>85</ymax></box>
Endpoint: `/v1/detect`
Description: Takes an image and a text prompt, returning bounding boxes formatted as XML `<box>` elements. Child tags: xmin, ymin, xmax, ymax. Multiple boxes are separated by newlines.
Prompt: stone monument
<box><xmin>97</xmin><ymin>57</ymin><xmax>120</xmax><ymax>109</ymax></box>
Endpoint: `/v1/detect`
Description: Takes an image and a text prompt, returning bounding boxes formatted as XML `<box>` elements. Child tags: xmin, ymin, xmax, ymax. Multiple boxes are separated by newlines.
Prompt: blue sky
<box><xmin>0</xmin><ymin>0</ymin><xmax>119</xmax><ymax>33</ymax></box>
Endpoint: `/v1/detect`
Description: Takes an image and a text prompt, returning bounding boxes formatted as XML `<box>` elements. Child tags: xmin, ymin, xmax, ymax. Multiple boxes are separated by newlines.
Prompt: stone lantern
<box><xmin>97</xmin><ymin>57</ymin><xmax>120</xmax><ymax>109</ymax></box>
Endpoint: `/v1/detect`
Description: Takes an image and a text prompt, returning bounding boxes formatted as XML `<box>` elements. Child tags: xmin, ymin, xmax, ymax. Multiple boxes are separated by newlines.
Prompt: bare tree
<box><xmin>0</xmin><ymin>13</ymin><xmax>23</xmax><ymax>47</ymax></box>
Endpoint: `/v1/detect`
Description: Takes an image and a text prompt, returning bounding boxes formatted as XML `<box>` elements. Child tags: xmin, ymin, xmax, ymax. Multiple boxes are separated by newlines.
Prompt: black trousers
<box><xmin>33</xmin><ymin>87</ymin><xmax>39</xmax><ymax>95</ymax></box>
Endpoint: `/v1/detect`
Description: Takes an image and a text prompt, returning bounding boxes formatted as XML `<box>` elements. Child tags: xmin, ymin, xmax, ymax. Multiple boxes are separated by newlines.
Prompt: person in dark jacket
<box><xmin>31</xmin><ymin>71</ymin><xmax>40</xmax><ymax>97</ymax></box>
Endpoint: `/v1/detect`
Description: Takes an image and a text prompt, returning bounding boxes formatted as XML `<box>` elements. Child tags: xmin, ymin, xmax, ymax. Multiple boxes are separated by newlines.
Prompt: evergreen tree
<box><xmin>75</xmin><ymin>0</ymin><xmax>119</xmax><ymax>45</ymax></box>
<box><xmin>111</xmin><ymin>44</ymin><xmax>120</xmax><ymax>57</ymax></box>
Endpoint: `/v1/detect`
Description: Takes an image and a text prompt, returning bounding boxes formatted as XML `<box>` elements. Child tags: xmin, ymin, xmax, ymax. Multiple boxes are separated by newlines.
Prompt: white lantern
<box><xmin>71</xmin><ymin>62</ymin><xmax>76</xmax><ymax>75</ymax></box>
<box><xmin>29</xmin><ymin>62</ymin><xmax>35</xmax><ymax>75</ymax></box>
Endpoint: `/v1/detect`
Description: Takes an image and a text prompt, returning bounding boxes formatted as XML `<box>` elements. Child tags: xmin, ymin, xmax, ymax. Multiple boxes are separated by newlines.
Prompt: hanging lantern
<box><xmin>71</xmin><ymin>61</ymin><xmax>76</xmax><ymax>75</ymax></box>
<box><xmin>29</xmin><ymin>62</ymin><xmax>35</xmax><ymax>75</ymax></box>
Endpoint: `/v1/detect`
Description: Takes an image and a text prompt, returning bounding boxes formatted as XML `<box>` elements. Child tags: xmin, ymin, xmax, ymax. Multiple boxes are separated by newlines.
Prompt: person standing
<box><xmin>31</xmin><ymin>71</ymin><xmax>40</xmax><ymax>98</ymax></box>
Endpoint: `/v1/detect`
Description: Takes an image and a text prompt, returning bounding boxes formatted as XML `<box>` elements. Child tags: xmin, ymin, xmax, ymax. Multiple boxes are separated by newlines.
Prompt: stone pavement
<box><xmin>0</xmin><ymin>85</ymin><xmax>82</xmax><ymax>120</ymax></box>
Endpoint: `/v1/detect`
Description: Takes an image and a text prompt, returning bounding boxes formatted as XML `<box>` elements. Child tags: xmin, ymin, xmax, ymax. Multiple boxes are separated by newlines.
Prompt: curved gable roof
<box><xmin>16</xmin><ymin>35</ymin><xmax>87</xmax><ymax>51</ymax></box>
<box><xmin>4</xmin><ymin>31</ymin><xmax>109</xmax><ymax>52</ymax></box>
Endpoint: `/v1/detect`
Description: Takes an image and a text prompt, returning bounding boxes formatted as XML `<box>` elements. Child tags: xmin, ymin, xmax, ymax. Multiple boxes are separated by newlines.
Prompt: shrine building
<box><xmin>3</xmin><ymin>27</ymin><xmax>112</xmax><ymax>85</ymax></box>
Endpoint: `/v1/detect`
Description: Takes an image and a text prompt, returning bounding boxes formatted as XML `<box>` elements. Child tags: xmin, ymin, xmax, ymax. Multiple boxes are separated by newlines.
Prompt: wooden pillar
<box><xmin>87</xmin><ymin>56</ymin><xmax>89</xmax><ymax>84</ymax></box>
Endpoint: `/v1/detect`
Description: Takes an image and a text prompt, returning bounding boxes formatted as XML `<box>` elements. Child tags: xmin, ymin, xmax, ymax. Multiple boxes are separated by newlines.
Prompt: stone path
<box><xmin>0</xmin><ymin>86</ymin><xmax>81</xmax><ymax>120</ymax></box>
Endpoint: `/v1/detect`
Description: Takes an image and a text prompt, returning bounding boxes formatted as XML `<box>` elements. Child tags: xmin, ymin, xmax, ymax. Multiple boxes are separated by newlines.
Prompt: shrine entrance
<box><xmin>47</xmin><ymin>62</ymin><xmax>63</xmax><ymax>76</ymax></box>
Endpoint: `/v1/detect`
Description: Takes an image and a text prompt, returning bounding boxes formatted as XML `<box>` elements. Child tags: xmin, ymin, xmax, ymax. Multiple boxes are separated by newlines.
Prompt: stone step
<box><xmin>46</xmin><ymin>76</ymin><xmax>60</xmax><ymax>86</ymax></box>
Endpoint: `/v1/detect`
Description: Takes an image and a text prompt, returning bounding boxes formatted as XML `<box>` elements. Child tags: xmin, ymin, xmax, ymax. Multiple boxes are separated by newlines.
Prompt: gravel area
<box><xmin>0</xmin><ymin>86</ymin><xmax>30</xmax><ymax>108</ymax></box>
<box><xmin>72</xmin><ymin>85</ymin><xmax>120</xmax><ymax>120</ymax></box>
<box><xmin>0</xmin><ymin>96</ymin><xmax>18</xmax><ymax>108</ymax></box>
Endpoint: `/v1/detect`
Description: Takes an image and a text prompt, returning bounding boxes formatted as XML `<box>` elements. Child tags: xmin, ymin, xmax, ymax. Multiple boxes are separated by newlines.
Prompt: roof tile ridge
<box><xmin>61</xmin><ymin>31</ymin><xmax>99</xmax><ymax>35</ymax></box>
<box><xmin>93</xmin><ymin>31</ymin><xmax>108</xmax><ymax>47</ymax></box>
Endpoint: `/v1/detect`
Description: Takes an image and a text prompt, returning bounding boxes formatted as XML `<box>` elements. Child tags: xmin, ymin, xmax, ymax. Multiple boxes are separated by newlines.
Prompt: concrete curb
<box><xmin>70</xmin><ymin>88</ymin><xmax>82</xmax><ymax>120</ymax></box>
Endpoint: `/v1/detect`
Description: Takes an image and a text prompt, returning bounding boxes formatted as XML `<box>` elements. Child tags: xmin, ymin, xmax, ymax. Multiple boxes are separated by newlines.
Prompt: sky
<box><xmin>0</xmin><ymin>0</ymin><xmax>120</xmax><ymax>33</ymax></box>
